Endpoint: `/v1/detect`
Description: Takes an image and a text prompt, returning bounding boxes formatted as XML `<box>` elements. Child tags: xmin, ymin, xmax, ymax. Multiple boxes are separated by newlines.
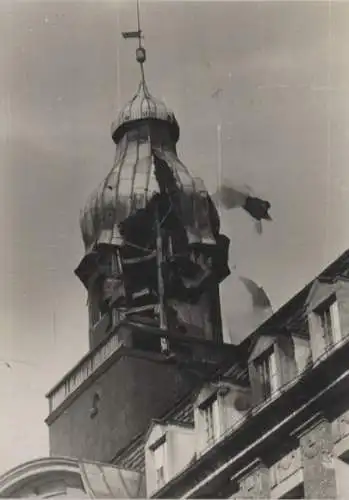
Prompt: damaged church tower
<box><xmin>46</xmin><ymin>14</ymin><xmax>235</xmax><ymax>471</ymax></box>
<box><xmin>76</xmin><ymin>33</ymin><xmax>230</xmax><ymax>350</ymax></box>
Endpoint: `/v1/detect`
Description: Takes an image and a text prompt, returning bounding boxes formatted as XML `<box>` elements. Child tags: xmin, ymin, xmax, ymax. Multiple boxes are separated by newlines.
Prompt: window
<box><xmin>255</xmin><ymin>347</ymin><xmax>278</xmax><ymax>400</ymax></box>
<box><xmin>89</xmin><ymin>392</ymin><xmax>100</xmax><ymax>419</ymax></box>
<box><xmin>153</xmin><ymin>439</ymin><xmax>167</xmax><ymax>489</ymax></box>
<box><xmin>202</xmin><ymin>395</ymin><xmax>221</xmax><ymax>445</ymax></box>
<box><xmin>316</xmin><ymin>297</ymin><xmax>341</xmax><ymax>348</ymax></box>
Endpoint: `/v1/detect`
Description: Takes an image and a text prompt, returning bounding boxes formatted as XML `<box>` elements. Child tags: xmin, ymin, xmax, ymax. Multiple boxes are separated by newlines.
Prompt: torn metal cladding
<box><xmin>78</xmin><ymin>146</ymin><xmax>220</xmax><ymax>257</ymax></box>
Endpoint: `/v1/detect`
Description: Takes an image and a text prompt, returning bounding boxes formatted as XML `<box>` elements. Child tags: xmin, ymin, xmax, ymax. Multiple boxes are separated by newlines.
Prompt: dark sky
<box><xmin>1</xmin><ymin>0</ymin><xmax>349</xmax><ymax>474</ymax></box>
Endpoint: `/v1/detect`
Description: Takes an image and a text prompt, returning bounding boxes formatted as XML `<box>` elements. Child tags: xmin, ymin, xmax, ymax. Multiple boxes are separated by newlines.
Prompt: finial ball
<box><xmin>136</xmin><ymin>47</ymin><xmax>146</xmax><ymax>64</ymax></box>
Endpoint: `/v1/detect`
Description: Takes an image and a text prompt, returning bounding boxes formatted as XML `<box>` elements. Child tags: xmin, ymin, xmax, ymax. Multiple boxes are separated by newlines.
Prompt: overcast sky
<box><xmin>1</xmin><ymin>0</ymin><xmax>349</xmax><ymax>475</ymax></box>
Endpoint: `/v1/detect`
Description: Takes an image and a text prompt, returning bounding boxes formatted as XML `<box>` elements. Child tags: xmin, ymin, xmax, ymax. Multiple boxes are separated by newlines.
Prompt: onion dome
<box><xmin>78</xmin><ymin>149</ymin><xmax>220</xmax><ymax>254</ymax></box>
<box><xmin>75</xmin><ymin>33</ymin><xmax>223</xmax><ymax>289</ymax></box>
<box><xmin>111</xmin><ymin>79</ymin><xmax>180</xmax><ymax>145</ymax></box>
<box><xmin>76</xmin><ymin>138</ymin><xmax>222</xmax><ymax>287</ymax></box>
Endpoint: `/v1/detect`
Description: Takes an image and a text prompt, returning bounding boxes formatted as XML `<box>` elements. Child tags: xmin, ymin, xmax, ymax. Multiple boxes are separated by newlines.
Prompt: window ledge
<box><xmin>270</xmin><ymin>469</ymin><xmax>303</xmax><ymax>499</ymax></box>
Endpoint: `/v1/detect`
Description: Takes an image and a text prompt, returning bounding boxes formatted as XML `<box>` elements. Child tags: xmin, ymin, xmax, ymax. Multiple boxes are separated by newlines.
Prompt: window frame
<box><xmin>200</xmin><ymin>393</ymin><xmax>222</xmax><ymax>445</ymax></box>
<box><xmin>150</xmin><ymin>435</ymin><xmax>168</xmax><ymax>490</ymax></box>
<box><xmin>314</xmin><ymin>294</ymin><xmax>341</xmax><ymax>349</ymax></box>
<box><xmin>254</xmin><ymin>346</ymin><xmax>278</xmax><ymax>400</ymax></box>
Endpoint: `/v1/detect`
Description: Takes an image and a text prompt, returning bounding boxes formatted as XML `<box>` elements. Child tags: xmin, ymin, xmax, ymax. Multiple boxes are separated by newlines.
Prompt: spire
<box><xmin>122</xmin><ymin>0</ymin><xmax>147</xmax><ymax>86</ymax></box>
<box><xmin>111</xmin><ymin>2</ymin><xmax>180</xmax><ymax>145</ymax></box>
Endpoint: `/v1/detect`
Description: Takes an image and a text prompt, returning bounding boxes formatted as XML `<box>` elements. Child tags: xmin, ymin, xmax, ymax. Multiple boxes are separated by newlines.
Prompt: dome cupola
<box><xmin>111</xmin><ymin>79</ymin><xmax>179</xmax><ymax>145</ymax></box>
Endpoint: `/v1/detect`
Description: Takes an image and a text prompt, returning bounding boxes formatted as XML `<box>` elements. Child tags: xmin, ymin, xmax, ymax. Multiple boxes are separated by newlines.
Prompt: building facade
<box><xmin>44</xmin><ymin>249</ymin><xmax>349</xmax><ymax>499</ymax></box>
<box><xmin>2</xmin><ymin>26</ymin><xmax>349</xmax><ymax>500</ymax></box>
<box><xmin>141</xmin><ymin>251</ymin><xmax>349</xmax><ymax>499</ymax></box>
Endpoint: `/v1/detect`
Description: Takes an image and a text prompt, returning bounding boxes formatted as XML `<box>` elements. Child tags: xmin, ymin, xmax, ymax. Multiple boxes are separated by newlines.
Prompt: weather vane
<box><xmin>122</xmin><ymin>0</ymin><xmax>146</xmax><ymax>81</ymax></box>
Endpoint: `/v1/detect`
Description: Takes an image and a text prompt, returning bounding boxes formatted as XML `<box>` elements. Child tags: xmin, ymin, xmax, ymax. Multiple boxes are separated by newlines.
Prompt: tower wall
<box><xmin>47</xmin><ymin>353</ymin><xmax>195</xmax><ymax>463</ymax></box>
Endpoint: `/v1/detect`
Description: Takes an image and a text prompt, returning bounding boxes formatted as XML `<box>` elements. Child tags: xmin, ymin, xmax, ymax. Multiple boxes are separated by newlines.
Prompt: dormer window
<box><xmin>152</xmin><ymin>437</ymin><xmax>167</xmax><ymax>489</ymax></box>
<box><xmin>145</xmin><ymin>422</ymin><xmax>195</xmax><ymax>495</ymax></box>
<box><xmin>255</xmin><ymin>347</ymin><xmax>278</xmax><ymax>400</ymax></box>
<box><xmin>315</xmin><ymin>296</ymin><xmax>341</xmax><ymax>348</ymax></box>
<box><xmin>201</xmin><ymin>394</ymin><xmax>221</xmax><ymax>445</ymax></box>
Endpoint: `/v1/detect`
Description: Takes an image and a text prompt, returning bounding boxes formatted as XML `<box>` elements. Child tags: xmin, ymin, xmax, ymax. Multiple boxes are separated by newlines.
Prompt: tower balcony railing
<box><xmin>47</xmin><ymin>326</ymin><xmax>124</xmax><ymax>413</ymax></box>
<box><xmin>46</xmin><ymin>317</ymin><xmax>244</xmax><ymax>416</ymax></box>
